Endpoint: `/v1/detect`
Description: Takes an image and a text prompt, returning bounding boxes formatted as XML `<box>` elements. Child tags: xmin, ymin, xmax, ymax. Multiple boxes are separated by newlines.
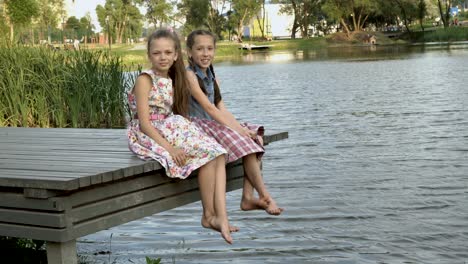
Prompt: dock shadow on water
<box><xmin>78</xmin><ymin>46</ymin><xmax>468</xmax><ymax>263</ymax></box>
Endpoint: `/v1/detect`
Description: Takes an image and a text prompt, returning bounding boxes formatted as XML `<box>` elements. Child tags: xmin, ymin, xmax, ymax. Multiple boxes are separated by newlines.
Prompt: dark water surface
<box><xmin>78</xmin><ymin>45</ymin><xmax>468</xmax><ymax>263</ymax></box>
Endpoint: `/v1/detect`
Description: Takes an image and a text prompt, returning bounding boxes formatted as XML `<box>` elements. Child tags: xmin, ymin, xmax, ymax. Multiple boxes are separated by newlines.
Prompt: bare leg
<box><xmin>214</xmin><ymin>155</ymin><xmax>239</xmax><ymax>233</ymax></box>
<box><xmin>240</xmin><ymin>154</ymin><xmax>284</xmax><ymax>215</ymax></box>
<box><xmin>198</xmin><ymin>156</ymin><xmax>233</xmax><ymax>244</ymax></box>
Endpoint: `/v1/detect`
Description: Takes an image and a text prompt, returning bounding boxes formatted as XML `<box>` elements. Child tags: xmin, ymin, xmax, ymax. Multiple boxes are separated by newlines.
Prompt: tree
<box><xmin>231</xmin><ymin>0</ymin><xmax>262</xmax><ymax>40</ymax></box>
<box><xmin>96</xmin><ymin>0</ymin><xmax>143</xmax><ymax>44</ymax></box>
<box><xmin>35</xmin><ymin>0</ymin><xmax>65</xmax><ymax>44</ymax></box>
<box><xmin>142</xmin><ymin>0</ymin><xmax>173</xmax><ymax>28</ymax></box>
<box><xmin>436</xmin><ymin>0</ymin><xmax>452</xmax><ymax>28</ymax></box>
<box><xmin>177</xmin><ymin>0</ymin><xmax>210</xmax><ymax>31</ymax></box>
<box><xmin>4</xmin><ymin>0</ymin><xmax>39</xmax><ymax>43</ymax></box>
<box><xmin>322</xmin><ymin>0</ymin><xmax>379</xmax><ymax>38</ymax></box>
<box><xmin>177</xmin><ymin>0</ymin><xmax>230</xmax><ymax>38</ymax></box>
<box><xmin>255</xmin><ymin>0</ymin><xmax>266</xmax><ymax>38</ymax></box>
<box><xmin>417</xmin><ymin>0</ymin><xmax>427</xmax><ymax>31</ymax></box>
<box><xmin>275</xmin><ymin>0</ymin><xmax>323</xmax><ymax>38</ymax></box>
<box><xmin>206</xmin><ymin>0</ymin><xmax>229</xmax><ymax>39</ymax></box>
<box><xmin>81</xmin><ymin>12</ymin><xmax>94</xmax><ymax>45</ymax></box>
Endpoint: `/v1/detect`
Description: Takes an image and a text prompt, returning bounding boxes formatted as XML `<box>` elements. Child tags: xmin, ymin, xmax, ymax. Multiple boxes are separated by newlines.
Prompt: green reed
<box><xmin>413</xmin><ymin>27</ymin><xmax>468</xmax><ymax>42</ymax></box>
<box><xmin>0</xmin><ymin>45</ymin><xmax>131</xmax><ymax>128</ymax></box>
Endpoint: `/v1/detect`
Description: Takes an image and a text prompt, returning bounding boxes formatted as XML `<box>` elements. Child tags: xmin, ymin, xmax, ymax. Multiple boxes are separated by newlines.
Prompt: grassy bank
<box><xmin>409</xmin><ymin>27</ymin><xmax>468</xmax><ymax>42</ymax></box>
<box><xmin>0</xmin><ymin>45</ymin><xmax>133</xmax><ymax>128</ymax></box>
<box><xmin>86</xmin><ymin>37</ymin><xmax>328</xmax><ymax>68</ymax></box>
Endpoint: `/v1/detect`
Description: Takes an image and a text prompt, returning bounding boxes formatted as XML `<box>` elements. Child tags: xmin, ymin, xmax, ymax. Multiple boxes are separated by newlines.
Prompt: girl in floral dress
<box><xmin>185</xmin><ymin>29</ymin><xmax>283</xmax><ymax>216</ymax></box>
<box><xmin>127</xmin><ymin>29</ymin><xmax>235</xmax><ymax>244</ymax></box>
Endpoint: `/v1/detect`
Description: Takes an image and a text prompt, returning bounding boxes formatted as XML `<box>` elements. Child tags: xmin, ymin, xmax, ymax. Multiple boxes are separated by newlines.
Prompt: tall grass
<box><xmin>0</xmin><ymin>46</ymin><xmax>133</xmax><ymax>128</ymax></box>
<box><xmin>411</xmin><ymin>27</ymin><xmax>468</xmax><ymax>42</ymax></box>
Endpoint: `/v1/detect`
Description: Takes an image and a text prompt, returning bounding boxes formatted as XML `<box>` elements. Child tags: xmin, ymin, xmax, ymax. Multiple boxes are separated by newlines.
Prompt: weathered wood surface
<box><xmin>0</xmin><ymin>127</ymin><xmax>288</xmax><ymax>244</ymax></box>
<box><xmin>0</xmin><ymin>128</ymin><xmax>286</xmax><ymax>191</ymax></box>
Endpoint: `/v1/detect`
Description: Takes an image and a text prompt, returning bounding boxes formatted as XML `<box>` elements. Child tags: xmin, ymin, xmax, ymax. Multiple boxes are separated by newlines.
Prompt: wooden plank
<box><xmin>0</xmin><ymin>177</ymin><xmax>78</xmax><ymax>190</ymax></box>
<box><xmin>0</xmin><ymin>162</ymin><xmax>160</xmax><ymax>191</ymax></box>
<box><xmin>0</xmin><ymin>128</ymin><xmax>286</xmax><ymax>191</ymax></box>
<box><xmin>263</xmin><ymin>131</ymin><xmax>289</xmax><ymax>145</ymax></box>
<box><xmin>24</xmin><ymin>188</ymin><xmax>61</xmax><ymax>199</ymax></box>
<box><xmin>0</xmin><ymin>192</ymin><xmax>66</xmax><ymax>211</ymax></box>
<box><xmin>0</xmin><ymin>178</ymin><xmax>243</xmax><ymax>243</ymax></box>
<box><xmin>68</xmin><ymin>172</ymin><xmax>170</xmax><ymax>207</ymax></box>
<box><xmin>0</xmin><ymin>208</ymin><xmax>66</xmax><ymax>228</ymax></box>
<box><xmin>68</xmin><ymin>178</ymin><xmax>244</xmax><ymax>242</ymax></box>
<box><xmin>0</xmin><ymin>222</ymin><xmax>67</xmax><ymax>242</ymax></box>
<box><xmin>70</xmin><ymin>164</ymin><xmax>244</xmax><ymax>224</ymax></box>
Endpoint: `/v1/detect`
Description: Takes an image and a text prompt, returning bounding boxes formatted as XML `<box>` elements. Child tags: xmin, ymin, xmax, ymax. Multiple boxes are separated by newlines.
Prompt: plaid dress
<box><xmin>188</xmin><ymin>65</ymin><xmax>264</xmax><ymax>163</ymax></box>
<box><xmin>190</xmin><ymin>117</ymin><xmax>264</xmax><ymax>163</ymax></box>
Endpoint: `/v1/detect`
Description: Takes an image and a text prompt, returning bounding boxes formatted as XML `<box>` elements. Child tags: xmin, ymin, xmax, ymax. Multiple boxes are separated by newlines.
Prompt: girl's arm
<box><xmin>216</xmin><ymin>100</ymin><xmax>257</xmax><ymax>139</ymax></box>
<box><xmin>134</xmin><ymin>74</ymin><xmax>186</xmax><ymax>166</ymax></box>
<box><xmin>187</xmin><ymin>71</ymin><xmax>250</xmax><ymax>137</ymax></box>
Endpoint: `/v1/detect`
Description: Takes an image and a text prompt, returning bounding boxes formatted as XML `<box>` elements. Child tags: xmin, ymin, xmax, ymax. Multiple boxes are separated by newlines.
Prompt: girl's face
<box><xmin>148</xmin><ymin>37</ymin><xmax>178</xmax><ymax>76</ymax></box>
<box><xmin>188</xmin><ymin>35</ymin><xmax>215</xmax><ymax>72</ymax></box>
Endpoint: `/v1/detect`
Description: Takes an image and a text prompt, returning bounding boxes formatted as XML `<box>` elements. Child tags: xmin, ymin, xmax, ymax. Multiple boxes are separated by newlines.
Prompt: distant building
<box><xmin>243</xmin><ymin>4</ymin><xmax>294</xmax><ymax>39</ymax></box>
<box><xmin>364</xmin><ymin>34</ymin><xmax>377</xmax><ymax>45</ymax></box>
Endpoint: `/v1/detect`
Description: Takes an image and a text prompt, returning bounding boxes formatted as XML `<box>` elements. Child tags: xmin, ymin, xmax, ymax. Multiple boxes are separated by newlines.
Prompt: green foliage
<box><xmin>96</xmin><ymin>0</ymin><xmax>144</xmax><ymax>44</ymax></box>
<box><xmin>146</xmin><ymin>256</ymin><xmax>162</xmax><ymax>264</ymax></box>
<box><xmin>0</xmin><ymin>45</ymin><xmax>131</xmax><ymax>128</ymax></box>
<box><xmin>0</xmin><ymin>237</ymin><xmax>47</xmax><ymax>263</ymax></box>
<box><xmin>412</xmin><ymin>27</ymin><xmax>468</xmax><ymax>42</ymax></box>
<box><xmin>230</xmin><ymin>0</ymin><xmax>262</xmax><ymax>38</ymax></box>
<box><xmin>5</xmin><ymin>0</ymin><xmax>39</xmax><ymax>25</ymax></box>
<box><xmin>143</xmin><ymin>0</ymin><xmax>173</xmax><ymax>28</ymax></box>
<box><xmin>178</xmin><ymin>0</ymin><xmax>210</xmax><ymax>31</ymax></box>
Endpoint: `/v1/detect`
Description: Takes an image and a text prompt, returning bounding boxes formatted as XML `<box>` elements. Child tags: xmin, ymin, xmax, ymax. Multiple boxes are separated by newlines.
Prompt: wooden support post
<box><xmin>46</xmin><ymin>240</ymin><xmax>78</xmax><ymax>264</ymax></box>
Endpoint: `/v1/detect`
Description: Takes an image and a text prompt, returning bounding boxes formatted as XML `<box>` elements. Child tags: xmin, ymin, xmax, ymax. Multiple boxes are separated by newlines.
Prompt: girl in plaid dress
<box><xmin>127</xmin><ymin>29</ymin><xmax>236</xmax><ymax>244</ymax></box>
<box><xmin>185</xmin><ymin>29</ymin><xmax>283</xmax><ymax>216</ymax></box>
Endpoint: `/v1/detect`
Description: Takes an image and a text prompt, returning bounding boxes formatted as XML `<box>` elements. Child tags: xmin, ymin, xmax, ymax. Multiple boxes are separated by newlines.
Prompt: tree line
<box><xmin>0</xmin><ymin>0</ymin><xmax>465</xmax><ymax>45</ymax></box>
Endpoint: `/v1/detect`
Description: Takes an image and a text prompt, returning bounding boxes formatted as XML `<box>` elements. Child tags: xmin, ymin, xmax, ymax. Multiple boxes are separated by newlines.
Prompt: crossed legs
<box><xmin>240</xmin><ymin>154</ymin><xmax>284</xmax><ymax>215</ymax></box>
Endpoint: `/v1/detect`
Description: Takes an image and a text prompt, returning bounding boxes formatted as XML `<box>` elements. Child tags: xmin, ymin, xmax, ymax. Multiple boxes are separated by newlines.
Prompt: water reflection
<box><xmin>222</xmin><ymin>43</ymin><xmax>468</xmax><ymax>65</ymax></box>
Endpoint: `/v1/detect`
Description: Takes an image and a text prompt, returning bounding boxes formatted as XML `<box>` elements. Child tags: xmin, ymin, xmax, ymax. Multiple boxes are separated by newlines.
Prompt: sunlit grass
<box><xmin>0</xmin><ymin>45</ymin><xmax>134</xmax><ymax>128</ymax></box>
<box><xmin>416</xmin><ymin>27</ymin><xmax>468</xmax><ymax>42</ymax></box>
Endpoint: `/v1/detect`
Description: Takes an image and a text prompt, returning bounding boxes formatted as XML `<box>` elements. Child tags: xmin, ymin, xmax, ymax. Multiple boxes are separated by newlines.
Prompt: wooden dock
<box><xmin>239</xmin><ymin>44</ymin><xmax>273</xmax><ymax>50</ymax></box>
<box><xmin>0</xmin><ymin>127</ymin><xmax>287</xmax><ymax>264</ymax></box>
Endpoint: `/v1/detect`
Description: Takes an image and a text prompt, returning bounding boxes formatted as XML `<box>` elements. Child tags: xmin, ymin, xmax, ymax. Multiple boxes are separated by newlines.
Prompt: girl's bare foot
<box><xmin>201</xmin><ymin>216</ymin><xmax>234</xmax><ymax>244</ymax></box>
<box><xmin>262</xmin><ymin>197</ymin><xmax>284</xmax><ymax>216</ymax></box>
<box><xmin>241</xmin><ymin>196</ymin><xmax>284</xmax><ymax>216</ymax></box>
<box><xmin>202</xmin><ymin>216</ymin><xmax>239</xmax><ymax>233</ymax></box>
<box><xmin>240</xmin><ymin>197</ymin><xmax>269</xmax><ymax>211</ymax></box>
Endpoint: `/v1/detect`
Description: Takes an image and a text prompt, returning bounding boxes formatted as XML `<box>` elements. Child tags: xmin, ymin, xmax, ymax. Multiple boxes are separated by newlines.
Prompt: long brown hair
<box><xmin>186</xmin><ymin>29</ymin><xmax>222</xmax><ymax>105</ymax></box>
<box><xmin>147</xmin><ymin>29</ymin><xmax>190</xmax><ymax>116</ymax></box>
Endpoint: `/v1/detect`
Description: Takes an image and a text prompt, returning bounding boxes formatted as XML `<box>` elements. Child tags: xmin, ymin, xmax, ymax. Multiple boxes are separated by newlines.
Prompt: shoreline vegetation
<box><xmin>1</xmin><ymin>27</ymin><xmax>468</xmax><ymax>128</ymax></box>
<box><xmin>107</xmin><ymin>27</ymin><xmax>468</xmax><ymax>67</ymax></box>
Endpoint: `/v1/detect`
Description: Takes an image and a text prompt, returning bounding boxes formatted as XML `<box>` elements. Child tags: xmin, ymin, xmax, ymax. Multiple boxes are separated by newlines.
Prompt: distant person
<box><xmin>185</xmin><ymin>29</ymin><xmax>284</xmax><ymax>216</ymax></box>
<box><xmin>126</xmin><ymin>29</ymin><xmax>236</xmax><ymax>244</ymax></box>
<box><xmin>73</xmin><ymin>39</ymin><xmax>80</xmax><ymax>50</ymax></box>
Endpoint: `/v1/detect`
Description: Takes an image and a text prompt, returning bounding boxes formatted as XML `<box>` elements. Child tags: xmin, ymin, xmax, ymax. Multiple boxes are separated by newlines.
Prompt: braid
<box><xmin>189</xmin><ymin>57</ymin><xmax>209</xmax><ymax>95</ymax></box>
<box><xmin>209</xmin><ymin>64</ymin><xmax>222</xmax><ymax>105</ymax></box>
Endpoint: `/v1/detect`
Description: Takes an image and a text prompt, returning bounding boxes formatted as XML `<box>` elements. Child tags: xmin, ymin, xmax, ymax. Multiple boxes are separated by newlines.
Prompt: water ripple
<box><xmin>78</xmin><ymin>47</ymin><xmax>468</xmax><ymax>263</ymax></box>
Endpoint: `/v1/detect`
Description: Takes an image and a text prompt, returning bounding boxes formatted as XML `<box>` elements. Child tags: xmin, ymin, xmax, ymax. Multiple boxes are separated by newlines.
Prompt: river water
<box><xmin>78</xmin><ymin>44</ymin><xmax>468</xmax><ymax>264</ymax></box>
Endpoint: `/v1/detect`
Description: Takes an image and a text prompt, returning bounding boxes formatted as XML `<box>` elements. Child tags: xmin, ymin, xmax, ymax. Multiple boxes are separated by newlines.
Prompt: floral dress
<box><xmin>127</xmin><ymin>69</ymin><xmax>226</xmax><ymax>179</ymax></box>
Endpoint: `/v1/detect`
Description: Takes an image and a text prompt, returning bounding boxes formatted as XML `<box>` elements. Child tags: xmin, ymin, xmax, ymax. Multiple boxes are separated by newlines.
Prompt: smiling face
<box><xmin>187</xmin><ymin>34</ymin><xmax>216</xmax><ymax>73</ymax></box>
<box><xmin>147</xmin><ymin>37</ymin><xmax>178</xmax><ymax>77</ymax></box>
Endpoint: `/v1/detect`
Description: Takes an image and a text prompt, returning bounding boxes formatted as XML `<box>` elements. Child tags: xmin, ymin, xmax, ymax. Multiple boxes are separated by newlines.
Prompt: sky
<box><xmin>65</xmin><ymin>0</ymin><xmax>106</xmax><ymax>32</ymax></box>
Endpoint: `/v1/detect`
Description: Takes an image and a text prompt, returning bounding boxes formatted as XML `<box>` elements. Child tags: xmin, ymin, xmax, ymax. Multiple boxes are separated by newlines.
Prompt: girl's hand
<box><xmin>169</xmin><ymin>147</ymin><xmax>187</xmax><ymax>166</ymax></box>
<box><xmin>243</xmin><ymin>127</ymin><xmax>257</xmax><ymax>139</ymax></box>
